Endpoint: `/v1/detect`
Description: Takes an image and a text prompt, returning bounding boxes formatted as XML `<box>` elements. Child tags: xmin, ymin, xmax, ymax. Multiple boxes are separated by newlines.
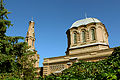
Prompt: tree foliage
<box><xmin>42</xmin><ymin>47</ymin><xmax>120</xmax><ymax>80</ymax></box>
<box><xmin>0</xmin><ymin>0</ymin><xmax>37</xmax><ymax>79</ymax></box>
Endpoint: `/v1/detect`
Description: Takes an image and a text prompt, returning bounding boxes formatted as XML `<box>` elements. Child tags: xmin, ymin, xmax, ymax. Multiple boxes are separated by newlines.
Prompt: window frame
<box><xmin>73</xmin><ymin>32</ymin><xmax>77</xmax><ymax>44</ymax></box>
<box><xmin>81</xmin><ymin>30</ymin><xmax>86</xmax><ymax>42</ymax></box>
<box><xmin>91</xmin><ymin>27</ymin><xmax>96</xmax><ymax>41</ymax></box>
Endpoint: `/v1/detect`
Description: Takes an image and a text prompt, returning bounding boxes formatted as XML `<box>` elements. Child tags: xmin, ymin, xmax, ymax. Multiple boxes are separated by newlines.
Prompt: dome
<box><xmin>70</xmin><ymin>18</ymin><xmax>101</xmax><ymax>28</ymax></box>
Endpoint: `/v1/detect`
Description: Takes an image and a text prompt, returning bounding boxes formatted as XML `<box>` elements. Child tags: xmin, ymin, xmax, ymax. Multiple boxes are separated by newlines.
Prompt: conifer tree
<box><xmin>0</xmin><ymin>0</ymin><xmax>37</xmax><ymax>79</ymax></box>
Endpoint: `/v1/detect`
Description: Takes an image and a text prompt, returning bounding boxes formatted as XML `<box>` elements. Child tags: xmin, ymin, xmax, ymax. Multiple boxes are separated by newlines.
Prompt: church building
<box><xmin>43</xmin><ymin>18</ymin><xmax>114</xmax><ymax>76</ymax></box>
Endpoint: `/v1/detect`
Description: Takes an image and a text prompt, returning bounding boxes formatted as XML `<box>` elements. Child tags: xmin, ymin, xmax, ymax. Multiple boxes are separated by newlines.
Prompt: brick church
<box><xmin>26</xmin><ymin>18</ymin><xmax>114</xmax><ymax>76</ymax></box>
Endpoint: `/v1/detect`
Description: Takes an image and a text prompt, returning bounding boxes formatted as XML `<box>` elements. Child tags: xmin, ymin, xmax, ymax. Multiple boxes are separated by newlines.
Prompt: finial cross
<box><xmin>32</xmin><ymin>17</ymin><xmax>33</xmax><ymax>21</ymax></box>
<box><xmin>85</xmin><ymin>12</ymin><xmax>87</xmax><ymax>19</ymax></box>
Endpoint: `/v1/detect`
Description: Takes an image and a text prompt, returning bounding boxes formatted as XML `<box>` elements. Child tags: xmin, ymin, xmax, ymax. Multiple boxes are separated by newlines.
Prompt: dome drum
<box><xmin>66</xmin><ymin>18</ymin><xmax>109</xmax><ymax>55</ymax></box>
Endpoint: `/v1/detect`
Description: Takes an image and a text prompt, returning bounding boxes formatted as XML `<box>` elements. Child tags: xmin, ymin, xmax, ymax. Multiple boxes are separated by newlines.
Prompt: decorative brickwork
<box><xmin>50</xmin><ymin>64</ymin><xmax>65</xmax><ymax>72</ymax></box>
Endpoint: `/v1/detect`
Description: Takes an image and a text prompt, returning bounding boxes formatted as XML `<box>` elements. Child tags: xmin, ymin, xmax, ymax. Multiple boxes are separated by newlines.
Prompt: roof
<box><xmin>70</xmin><ymin>18</ymin><xmax>101</xmax><ymax>28</ymax></box>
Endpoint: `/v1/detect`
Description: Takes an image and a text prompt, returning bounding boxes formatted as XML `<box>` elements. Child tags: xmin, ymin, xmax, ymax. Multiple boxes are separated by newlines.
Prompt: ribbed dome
<box><xmin>70</xmin><ymin>18</ymin><xmax>101</xmax><ymax>28</ymax></box>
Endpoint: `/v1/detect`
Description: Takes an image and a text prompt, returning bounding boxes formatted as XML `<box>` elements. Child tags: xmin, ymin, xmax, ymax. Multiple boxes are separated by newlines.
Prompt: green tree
<box><xmin>0</xmin><ymin>0</ymin><xmax>37</xmax><ymax>79</ymax></box>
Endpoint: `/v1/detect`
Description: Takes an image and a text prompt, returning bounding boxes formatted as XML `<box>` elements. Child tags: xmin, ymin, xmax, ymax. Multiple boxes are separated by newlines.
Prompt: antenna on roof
<box><xmin>30</xmin><ymin>17</ymin><xmax>34</xmax><ymax>22</ymax></box>
<box><xmin>85</xmin><ymin>12</ymin><xmax>87</xmax><ymax>19</ymax></box>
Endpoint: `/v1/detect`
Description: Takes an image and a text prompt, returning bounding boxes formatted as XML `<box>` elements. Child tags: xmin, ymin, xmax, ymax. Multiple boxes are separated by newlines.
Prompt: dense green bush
<box><xmin>42</xmin><ymin>47</ymin><xmax>120</xmax><ymax>80</ymax></box>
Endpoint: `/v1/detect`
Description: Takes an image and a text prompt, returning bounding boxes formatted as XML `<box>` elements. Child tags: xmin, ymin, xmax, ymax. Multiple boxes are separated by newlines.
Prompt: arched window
<box><xmin>82</xmin><ymin>31</ymin><xmax>86</xmax><ymax>42</ymax></box>
<box><xmin>91</xmin><ymin>28</ymin><xmax>95</xmax><ymax>40</ymax></box>
<box><xmin>73</xmin><ymin>33</ymin><xmax>77</xmax><ymax>44</ymax></box>
<box><xmin>32</xmin><ymin>40</ymin><xmax>34</xmax><ymax>46</ymax></box>
<box><xmin>26</xmin><ymin>38</ymin><xmax>28</xmax><ymax>42</ymax></box>
<box><xmin>27</xmin><ymin>32</ymin><xmax>29</xmax><ymax>35</ymax></box>
<box><xmin>32</xmin><ymin>40</ymin><xmax>35</xmax><ymax>46</ymax></box>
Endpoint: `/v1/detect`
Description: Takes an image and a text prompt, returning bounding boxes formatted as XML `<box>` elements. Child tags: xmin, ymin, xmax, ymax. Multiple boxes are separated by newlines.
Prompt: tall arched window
<box><xmin>73</xmin><ymin>33</ymin><xmax>77</xmax><ymax>44</ymax></box>
<box><xmin>32</xmin><ymin>40</ymin><xmax>34</xmax><ymax>46</ymax></box>
<box><xmin>82</xmin><ymin>31</ymin><xmax>86</xmax><ymax>42</ymax></box>
<box><xmin>26</xmin><ymin>38</ymin><xmax>28</xmax><ymax>42</ymax></box>
<box><xmin>91</xmin><ymin>28</ymin><xmax>95</xmax><ymax>40</ymax></box>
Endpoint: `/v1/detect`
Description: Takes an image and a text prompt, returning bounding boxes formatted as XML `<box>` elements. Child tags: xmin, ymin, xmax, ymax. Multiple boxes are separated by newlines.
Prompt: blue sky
<box><xmin>5</xmin><ymin>0</ymin><xmax>120</xmax><ymax>67</ymax></box>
